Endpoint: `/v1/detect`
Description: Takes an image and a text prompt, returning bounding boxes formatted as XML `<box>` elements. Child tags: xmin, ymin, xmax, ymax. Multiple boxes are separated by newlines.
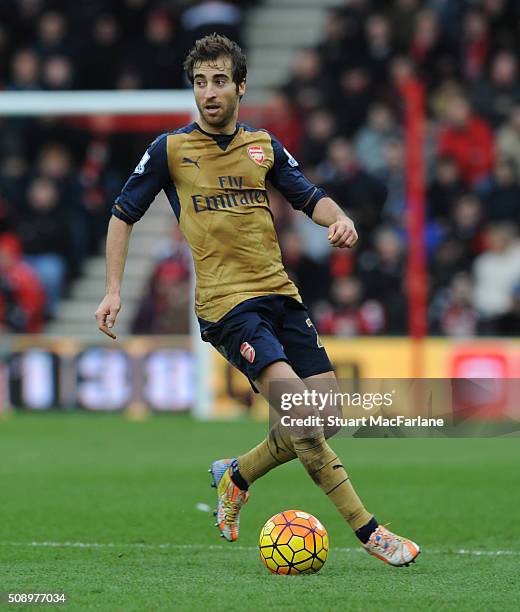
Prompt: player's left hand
<box><xmin>328</xmin><ymin>217</ymin><xmax>358</xmax><ymax>248</ymax></box>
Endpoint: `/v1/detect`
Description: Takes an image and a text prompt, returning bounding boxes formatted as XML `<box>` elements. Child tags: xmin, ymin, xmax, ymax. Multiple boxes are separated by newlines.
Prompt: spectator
<box><xmin>354</xmin><ymin>102</ymin><xmax>400</xmax><ymax>175</ymax></box>
<box><xmin>284</xmin><ymin>48</ymin><xmax>329</xmax><ymax>114</ymax></box>
<box><xmin>262</xmin><ymin>91</ymin><xmax>303</xmax><ymax>158</ymax></box>
<box><xmin>496</xmin><ymin>103</ymin><xmax>520</xmax><ymax>176</ymax></box>
<box><xmin>482</xmin><ymin>159</ymin><xmax>520</xmax><ymax>224</ymax></box>
<box><xmin>132</xmin><ymin>257</ymin><xmax>191</xmax><ymax>334</ymax></box>
<box><xmin>387</xmin><ymin>0</ymin><xmax>421</xmax><ymax>50</ymax></box>
<box><xmin>280</xmin><ymin>229</ymin><xmax>331</xmax><ymax>313</ymax></box>
<box><xmin>115</xmin><ymin>66</ymin><xmax>143</xmax><ymax>91</ymax></box>
<box><xmin>7</xmin><ymin>48</ymin><xmax>40</xmax><ymax>90</ymax></box>
<box><xmin>357</xmin><ymin>226</ymin><xmax>406</xmax><ymax>333</ymax></box>
<box><xmin>336</xmin><ymin>0</ymin><xmax>371</xmax><ymax>67</ymax></box>
<box><xmin>298</xmin><ymin>110</ymin><xmax>336</xmax><ymax>170</ymax></box>
<box><xmin>316</xmin><ymin>10</ymin><xmax>350</xmax><ymax>79</ymax></box>
<box><xmin>409</xmin><ymin>8</ymin><xmax>455</xmax><ymax>88</ymax></box>
<box><xmin>36</xmin><ymin>142</ymin><xmax>89</xmax><ymax>274</ymax></box>
<box><xmin>495</xmin><ymin>283</ymin><xmax>520</xmax><ymax>335</ymax></box>
<box><xmin>378</xmin><ymin>53</ymin><xmax>420</xmax><ymax>115</ymax></box>
<box><xmin>363</xmin><ymin>13</ymin><xmax>396</xmax><ymax>85</ymax></box>
<box><xmin>460</xmin><ymin>8</ymin><xmax>490</xmax><ymax>83</ymax></box>
<box><xmin>430</xmin><ymin>238</ymin><xmax>470</xmax><ymax>295</ymax></box>
<box><xmin>113</xmin><ymin>0</ymin><xmax>149</xmax><ymax>40</ymax></box>
<box><xmin>447</xmin><ymin>193</ymin><xmax>485</xmax><ymax>260</ymax></box>
<box><xmin>334</xmin><ymin>66</ymin><xmax>373</xmax><ymax>136</ymax></box>
<box><xmin>428</xmin><ymin>156</ymin><xmax>467</xmax><ymax>222</ymax></box>
<box><xmin>317</xmin><ymin>276</ymin><xmax>385</xmax><ymax>336</ymax></box>
<box><xmin>136</xmin><ymin>10</ymin><xmax>183</xmax><ymax>89</ymax></box>
<box><xmin>471</xmin><ymin>50</ymin><xmax>520</xmax><ymax>127</ymax></box>
<box><xmin>80</xmin><ymin>14</ymin><xmax>121</xmax><ymax>89</ymax></box>
<box><xmin>429</xmin><ymin>77</ymin><xmax>466</xmax><ymax>121</ymax></box>
<box><xmin>482</xmin><ymin>0</ymin><xmax>519</xmax><ymax>55</ymax></box>
<box><xmin>41</xmin><ymin>55</ymin><xmax>75</xmax><ymax>90</ymax></box>
<box><xmin>35</xmin><ymin>11</ymin><xmax>68</xmax><ymax>58</ymax></box>
<box><xmin>318</xmin><ymin>137</ymin><xmax>387</xmax><ymax>241</ymax></box>
<box><xmin>9</xmin><ymin>0</ymin><xmax>45</xmax><ymax>45</ymax></box>
<box><xmin>472</xmin><ymin>222</ymin><xmax>520</xmax><ymax>328</ymax></box>
<box><xmin>16</xmin><ymin>177</ymin><xmax>70</xmax><ymax>318</ymax></box>
<box><xmin>379</xmin><ymin>139</ymin><xmax>406</xmax><ymax>225</ymax></box>
<box><xmin>430</xmin><ymin>272</ymin><xmax>478</xmax><ymax>337</ymax></box>
<box><xmin>0</xmin><ymin>153</ymin><xmax>28</xmax><ymax>231</ymax></box>
<box><xmin>132</xmin><ymin>227</ymin><xmax>191</xmax><ymax>334</ymax></box>
<box><xmin>437</xmin><ymin>95</ymin><xmax>495</xmax><ymax>186</ymax></box>
<box><xmin>0</xmin><ymin>233</ymin><xmax>45</xmax><ymax>332</ymax></box>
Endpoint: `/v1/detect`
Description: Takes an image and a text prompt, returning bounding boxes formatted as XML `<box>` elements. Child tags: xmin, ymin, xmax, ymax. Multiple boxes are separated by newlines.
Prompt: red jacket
<box><xmin>1</xmin><ymin>260</ymin><xmax>46</xmax><ymax>332</ymax></box>
<box><xmin>0</xmin><ymin>234</ymin><xmax>45</xmax><ymax>332</ymax></box>
<box><xmin>438</xmin><ymin>116</ymin><xmax>495</xmax><ymax>185</ymax></box>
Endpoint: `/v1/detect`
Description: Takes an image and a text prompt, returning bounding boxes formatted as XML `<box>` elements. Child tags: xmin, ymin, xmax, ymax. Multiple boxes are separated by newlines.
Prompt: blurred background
<box><xmin>1</xmin><ymin>0</ymin><xmax>520</xmax><ymax>415</ymax></box>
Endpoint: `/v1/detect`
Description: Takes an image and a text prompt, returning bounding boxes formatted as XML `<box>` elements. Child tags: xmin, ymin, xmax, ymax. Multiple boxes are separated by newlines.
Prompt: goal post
<box><xmin>0</xmin><ymin>89</ymin><xmax>214</xmax><ymax>419</ymax></box>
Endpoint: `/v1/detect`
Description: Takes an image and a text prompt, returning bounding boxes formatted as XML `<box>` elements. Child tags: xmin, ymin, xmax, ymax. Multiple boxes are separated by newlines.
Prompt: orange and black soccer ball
<box><xmin>258</xmin><ymin>510</ymin><xmax>329</xmax><ymax>575</ymax></box>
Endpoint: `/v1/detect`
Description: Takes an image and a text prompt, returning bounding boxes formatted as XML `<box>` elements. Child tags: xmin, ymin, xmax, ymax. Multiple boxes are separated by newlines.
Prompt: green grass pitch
<box><xmin>0</xmin><ymin>413</ymin><xmax>519</xmax><ymax>611</ymax></box>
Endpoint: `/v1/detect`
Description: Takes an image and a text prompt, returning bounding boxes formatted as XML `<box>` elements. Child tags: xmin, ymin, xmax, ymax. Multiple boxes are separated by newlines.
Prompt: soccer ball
<box><xmin>258</xmin><ymin>510</ymin><xmax>329</xmax><ymax>575</ymax></box>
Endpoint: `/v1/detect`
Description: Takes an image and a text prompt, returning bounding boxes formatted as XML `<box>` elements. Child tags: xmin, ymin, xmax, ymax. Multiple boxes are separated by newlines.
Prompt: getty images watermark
<box><xmin>268</xmin><ymin>379</ymin><xmax>520</xmax><ymax>438</ymax></box>
<box><xmin>279</xmin><ymin>388</ymin><xmax>444</xmax><ymax>429</ymax></box>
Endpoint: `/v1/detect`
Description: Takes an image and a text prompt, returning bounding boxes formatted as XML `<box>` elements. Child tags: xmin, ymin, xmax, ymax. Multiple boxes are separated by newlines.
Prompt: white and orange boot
<box><xmin>364</xmin><ymin>525</ymin><xmax>421</xmax><ymax>567</ymax></box>
<box><xmin>209</xmin><ymin>459</ymin><xmax>249</xmax><ymax>542</ymax></box>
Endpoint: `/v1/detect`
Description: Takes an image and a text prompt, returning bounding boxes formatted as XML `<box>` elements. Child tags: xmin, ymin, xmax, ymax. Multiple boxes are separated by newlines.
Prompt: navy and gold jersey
<box><xmin>113</xmin><ymin>122</ymin><xmax>326</xmax><ymax>322</ymax></box>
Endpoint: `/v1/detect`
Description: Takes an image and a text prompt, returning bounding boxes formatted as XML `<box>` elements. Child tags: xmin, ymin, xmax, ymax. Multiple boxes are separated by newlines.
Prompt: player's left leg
<box><xmin>228</xmin><ymin>362</ymin><xmax>369</xmax><ymax>531</ymax></box>
<box><xmin>240</xmin><ymin>364</ymin><xmax>420</xmax><ymax>566</ymax></box>
<box><xmin>204</xmin><ymin>301</ymin><xmax>297</xmax><ymax>543</ymax></box>
<box><xmin>296</xmin><ymin>370</ymin><xmax>421</xmax><ymax>566</ymax></box>
<box><xmin>209</xmin><ymin>361</ymin><xmax>302</xmax><ymax>543</ymax></box>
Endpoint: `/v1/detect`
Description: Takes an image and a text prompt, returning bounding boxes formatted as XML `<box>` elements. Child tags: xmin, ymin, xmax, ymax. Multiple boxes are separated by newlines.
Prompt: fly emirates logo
<box><xmin>191</xmin><ymin>175</ymin><xmax>267</xmax><ymax>213</ymax></box>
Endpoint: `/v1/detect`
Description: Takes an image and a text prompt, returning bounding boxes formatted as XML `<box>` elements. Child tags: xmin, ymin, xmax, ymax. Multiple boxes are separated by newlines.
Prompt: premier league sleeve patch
<box><xmin>134</xmin><ymin>150</ymin><xmax>150</xmax><ymax>175</ymax></box>
<box><xmin>283</xmin><ymin>147</ymin><xmax>299</xmax><ymax>167</ymax></box>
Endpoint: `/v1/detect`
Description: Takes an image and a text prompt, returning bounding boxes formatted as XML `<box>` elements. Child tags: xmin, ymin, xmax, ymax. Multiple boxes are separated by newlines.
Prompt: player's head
<box><xmin>184</xmin><ymin>33</ymin><xmax>247</xmax><ymax>131</ymax></box>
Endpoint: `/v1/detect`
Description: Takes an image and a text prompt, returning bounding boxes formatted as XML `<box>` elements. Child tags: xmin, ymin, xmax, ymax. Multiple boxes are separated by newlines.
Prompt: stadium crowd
<box><xmin>0</xmin><ymin>0</ymin><xmax>519</xmax><ymax>337</ymax></box>
<box><xmin>0</xmin><ymin>0</ymin><xmax>250</xmax><ymax>330</ymax></box>
<box><xmin>267</xmin><ymin>0</ymin><xmax>520</xmax><ymax>337</ymax></box>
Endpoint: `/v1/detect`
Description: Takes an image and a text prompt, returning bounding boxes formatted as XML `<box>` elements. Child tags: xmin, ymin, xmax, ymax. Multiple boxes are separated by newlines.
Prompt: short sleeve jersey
<box><xmin>113</xmin><ymin>122</ymin><xmax>326</xmax><ymax>322</ymax></box>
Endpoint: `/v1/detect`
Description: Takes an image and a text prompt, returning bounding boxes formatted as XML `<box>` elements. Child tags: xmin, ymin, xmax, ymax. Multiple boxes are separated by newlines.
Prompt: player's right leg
<box><xmin>201</xmin><ymin>299</ymin><xmax>296</xmax><ymax>542</ymax></box>
<box><xmin>207</xmin><ymin>361</ymin><xmax>302</xmax><ymax>542</ymax></box>
<box><xmin>209</xmin><ymin>458</ymin><xmax>249</xmax><ymax>542</ymax></box>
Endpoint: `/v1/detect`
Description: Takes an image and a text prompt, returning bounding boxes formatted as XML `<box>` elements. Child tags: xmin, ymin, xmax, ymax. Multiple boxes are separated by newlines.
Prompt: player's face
<box><xmin>193</xmin><ymin>56</ymin><xmax>246</xmax><ymax>133</ymax></box>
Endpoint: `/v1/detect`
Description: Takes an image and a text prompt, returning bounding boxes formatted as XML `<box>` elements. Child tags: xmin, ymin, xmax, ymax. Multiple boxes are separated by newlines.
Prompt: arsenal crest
<box><xmin>247</xmin><ymin>146</ymin><xmax>265</xmax><ymax>165</ymax></box>
<box><xmin>240</xmin><ymin>341</ymin><xmax>256</xmax><ymax>363</ymax></box>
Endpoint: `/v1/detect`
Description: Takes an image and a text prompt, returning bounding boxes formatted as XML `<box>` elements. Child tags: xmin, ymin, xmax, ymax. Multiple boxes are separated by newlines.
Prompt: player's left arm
<box><xmin>311</xmin><ymin>197</ymin><xmax>358</xmax><ymax>249</ymax></box>
<box><xmin>266</xmin><ymin>134</ymin><xmax>357</xmax><ymax>249</ymax></box>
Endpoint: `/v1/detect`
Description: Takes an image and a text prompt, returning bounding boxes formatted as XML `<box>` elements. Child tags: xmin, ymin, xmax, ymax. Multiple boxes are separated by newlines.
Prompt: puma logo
<box><xmin>182</xmin><ymin>156</ymin><xmax>201</xmax><ymax>168</ymax></box>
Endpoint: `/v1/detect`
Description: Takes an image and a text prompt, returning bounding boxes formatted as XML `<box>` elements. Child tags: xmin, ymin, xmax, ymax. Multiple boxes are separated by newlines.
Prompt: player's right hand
<box><xmin>95</xmin><ymin>294</ymin><xmax>121</xmax><ymax>340</ymax></box>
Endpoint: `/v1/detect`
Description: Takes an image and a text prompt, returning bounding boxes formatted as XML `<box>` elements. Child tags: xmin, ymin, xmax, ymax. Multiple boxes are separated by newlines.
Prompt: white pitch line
<box><xmin>0</xmin><ymin>541</ymin><xmax>518</xmax><ymax>557</ymax></box>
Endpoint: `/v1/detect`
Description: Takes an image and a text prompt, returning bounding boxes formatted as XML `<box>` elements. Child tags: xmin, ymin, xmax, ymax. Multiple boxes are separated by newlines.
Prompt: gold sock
<box><xmin>292</xmin><ymin>434</ymin><xmax>373</xmax><ymax>531</ymax></box>
<box><xmin>238</xmin><ymin>422</ymin><xmax>297</xmax><ymax>485</ymax></box>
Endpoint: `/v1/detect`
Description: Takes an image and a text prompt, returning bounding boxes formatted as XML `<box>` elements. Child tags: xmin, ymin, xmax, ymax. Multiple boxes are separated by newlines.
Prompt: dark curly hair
<box><xmin>183</xmin><ymin>33</ymin><xmax>247</xmax><ymax>92</ymax></box>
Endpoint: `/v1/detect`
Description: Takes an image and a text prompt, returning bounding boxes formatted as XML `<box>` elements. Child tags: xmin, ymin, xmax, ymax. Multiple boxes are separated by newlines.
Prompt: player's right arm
<box><xmin>95</xmin><ymin>216</ymin><xmax>132</xmax><ymax>339</ymax></box>
<box><xmin>95</xmin><ymin>134</ymin><xmax>170</xmax><ymax>339</ymax></box>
